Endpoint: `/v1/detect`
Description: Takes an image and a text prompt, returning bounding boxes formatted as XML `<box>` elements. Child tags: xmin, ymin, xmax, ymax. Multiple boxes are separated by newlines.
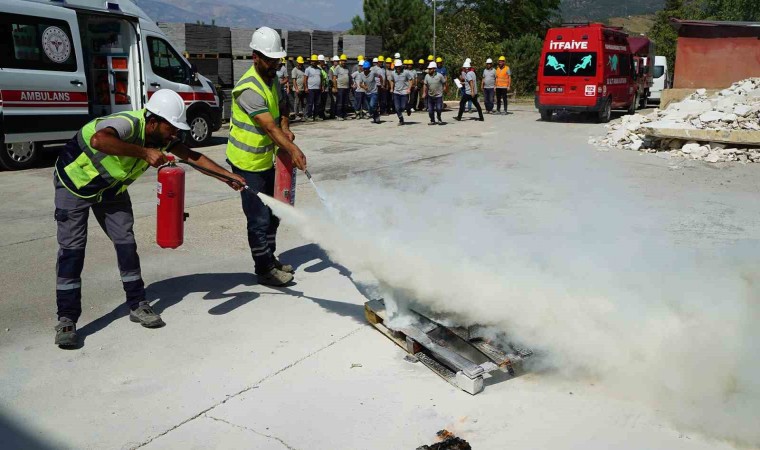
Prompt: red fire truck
<box><xmin>535</xmin><ymin>23</ymin><xmax>643</xmax><ymax>123</ymax></box>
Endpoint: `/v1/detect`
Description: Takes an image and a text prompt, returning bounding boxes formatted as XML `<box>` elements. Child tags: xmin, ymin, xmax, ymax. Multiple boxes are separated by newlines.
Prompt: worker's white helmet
<box><xmin>486</xmin><ymin>58</ymin><xmax>493</xmax><ymax>64</ymax></box>
<box><xmin>249</xmin><ymin>26</ymin><xmax>286</xmax><ymax>59</ymax></box>
<box><xmin>394</xmin><ymin>59</ymin><xmax>402</xmax><ymax>67</ymax></box>
<box><xmin>145</xmin><ymin>89</ymin><xmax>190</xmax><ymax>130</ymax></box>
<box><xmin>427</xmin><ymin>61</ymin><xmax>437</xmax><ymax>69</ymax></box>
<box><xmin>394</xmin><ymin>52</ymin><xmax>401</xmax><ymax>58</ymax></box>
<box><xmin>463</xmin><ymin>61</ymin><xmax>471</xmax><ymax>68</ymax></box>
<box><xmin>317</xmin><ymin>54</ymin><xmax>325</xmax><ymax>61</ymax></box>
<box><xmin>464</xmin><ymin>58</ymin><xmax>471</xmax><ymax>64</ymax></box>
<box><xmin>372</xmin><ymin>57</ymin><xmax>379</xmax><ymax>62</ymax></box>
<box><xmin>332</xmin><ymin>55</ymin><xmax>339</xmax><ymax>61</ymax></box>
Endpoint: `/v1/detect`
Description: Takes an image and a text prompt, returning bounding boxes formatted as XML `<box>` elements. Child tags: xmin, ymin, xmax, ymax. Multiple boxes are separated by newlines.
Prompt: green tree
<box><xmin>503</xmin><ymin>34</ymin><xmax>544</xmax><ymax>96</ymax></box>
<box><xmin>700</xmin><ymin>0</ymin><xmax>760</xmax><ymax>20</ymax></box>
<box><xmin>439</xmin><ymin>0</ymin><xmax>561</xmax><ymax>40</ymax></box>
<box><xmin>350</xmin><ymin>0</ymin><xmax>432</xmax><ymax>58</ymax></box>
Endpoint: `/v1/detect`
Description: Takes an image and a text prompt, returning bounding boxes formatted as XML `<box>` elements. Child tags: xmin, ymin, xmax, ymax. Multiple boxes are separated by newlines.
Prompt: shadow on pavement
<box><xmin>0</xmin><ymin>411</ymin><xmax>57</xmax><ymax>450</ymax></box>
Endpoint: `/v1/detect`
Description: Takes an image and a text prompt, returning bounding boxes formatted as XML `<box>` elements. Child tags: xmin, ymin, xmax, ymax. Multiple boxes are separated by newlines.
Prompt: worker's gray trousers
<box><xmin>53</xmin><ymin>175</ymin><xmax>145</xmax><ymax>322</ymax></box>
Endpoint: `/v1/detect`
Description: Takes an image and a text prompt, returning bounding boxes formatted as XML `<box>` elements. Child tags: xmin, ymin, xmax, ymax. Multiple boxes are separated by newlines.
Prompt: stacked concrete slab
<box><xmin>311</xmin><ymin>30</ymin><xmax>334</xmax><ymax>57</ymax></box>
<box><xmin>287</xmin><ymin>31</ymin><xmax>311</xmax><ymax>58</ymax></box>
<box><xmin>231</xmin><ymin>28</ymin><xmax>255</xmax><ymax>57</ymax></box>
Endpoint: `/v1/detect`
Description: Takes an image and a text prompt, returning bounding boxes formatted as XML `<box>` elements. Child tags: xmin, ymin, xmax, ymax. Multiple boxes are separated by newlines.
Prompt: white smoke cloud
<box><xmin>259</xmin><ymin>151</ymin><xmax>760</xmax><ymax>447</ymax></box>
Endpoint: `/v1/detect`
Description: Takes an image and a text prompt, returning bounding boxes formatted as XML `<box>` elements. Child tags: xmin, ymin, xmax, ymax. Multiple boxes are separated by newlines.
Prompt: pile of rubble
<box><xmin>591</xmin><ymin>78</ymin><xmax>760</xmax><ymax>163</ymax></box>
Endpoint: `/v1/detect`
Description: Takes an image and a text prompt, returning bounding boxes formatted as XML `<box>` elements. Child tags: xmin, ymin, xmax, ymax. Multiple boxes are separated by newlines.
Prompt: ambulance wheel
<box><xmin>0</xmin><ymin>141</ymin><xmax>41</xmax><ymax>171</ymax></box>
<box><xmin>540</xmin><ymin>109</ymin><xmax>553</xmax><ymax>121</ymax></box>
<box><xmin>628</xmin><ymin>93</ymin><xmax>639</xmax><ymax>115</ymax></box>
<box><xmin>597</xmin><ymin>99</ymin><xmax>612</xmax><ymax>123</ymax></box>
<box><xmin>186</xmin><ymin>112</ymin><xmax>212</xmax><ymax>147</ymax></box>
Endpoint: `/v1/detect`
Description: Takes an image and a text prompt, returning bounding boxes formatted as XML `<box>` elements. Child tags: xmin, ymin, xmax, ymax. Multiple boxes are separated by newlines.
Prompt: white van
<box><xmin>0</xmin><ymin>0</ymin><xmax>222</xmax><ymax>170</ymax></box>
<box><xmin>649</xmin><ymin>55</ymin><xmax>670</xmax><ymax>103</ymax></box>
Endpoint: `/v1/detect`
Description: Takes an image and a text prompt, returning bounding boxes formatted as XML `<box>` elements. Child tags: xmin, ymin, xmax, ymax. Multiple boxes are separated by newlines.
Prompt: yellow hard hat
<box><xmin>406</xmin><ymin>59</ymin><xmax>412</xmax><ymax>64</ymax></box>
<box><xmin>418</xmin><ymin>59</ymin><xmax>424</xmax><ymax>64</ymax></box>
<box><xmin>280</xmin><ymin>57</ymin><xmax>286</xmax><ymax>63</ymax></box>
<box><xmin>340</xmin><ymin>54</ymin><xmax>347</xmax><ymax>61</ymax></box>
<box><xmin>378</xmin><ymin>55</ymin><xmax>384</xmax><ymax>61</ymax></box>
<box><xmin>296</xmin><ymin>56</ymin><xmax>304</xmax><ymax>63</ymax></box>
<box><xmin>385</xmin><ymin>57</ymin><xmax>392</xmax><ymax>63</ymax></box>
<box><xmin>498</xmin><ymin>55</ymin><xmax>506</xmax><ymax>61</ymax></box>
<box><xmin>357</xmin><ymin>54</ymin><xmax>364</xmax><ymax>60</ymax></box>
<box><xmin>310</xmin><ymin>54</ymin><xmax>318</xmax><ymax>61</ymax></box>
<box><xmin>427</xmin><ymin>54</ymin><xmax>434</xmax><ymax>61</ymax></box>
<box><xmin>435</xmin><ymin>57</ymin><xmax>443</xmax><ymax>63</ymax></box>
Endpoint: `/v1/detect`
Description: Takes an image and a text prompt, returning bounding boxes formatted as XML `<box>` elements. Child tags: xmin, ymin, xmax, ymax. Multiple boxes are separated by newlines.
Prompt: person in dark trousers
<box><xmin>416</xmin><ymin>58</ymin><xmax>427</xmax><ymax>110</ymax></box>
<box><xmin>375</xmin><ymin>56</ymin><xmax>387</xmax><ymax>115</ymax></box>
<box><xmin>227</xmin><ymin>27</ymin><xmax>308</xmax><ymax>290</ymax></box>
<box><xmin>454</xmin><ymin>61</ymin><xmax>484</xmax><ymax>121</ymax></box>
<box><xmin>384</xmin><ymin>57</ymin><xmax>395</xmax><ymax>115</ymax></box>
<box><xmin>389</xmin><ymin>59</ymin><xmax>414</xmax><ymax>125</ymax></box>
<box><xmin>495</xmin><ymin>55</ymin><xmax>512</xmax><ymax>114</ymax></box>
<box><xmin>332</xmin><ymin>54</ymin><xmax>351</xmax><ymax>120</ymax></box>
<box><xmin>481</xmin><ymin>58</ymin><xmax>496</xmax><ymax>113</ymax></box>
<box><xmin>317</xmin><ymin>55</ymin><xmax>329</xmax><ymax>119</ymax></box>
<box><xmin>358</xmin><ymin>60</ymin><xmax>381</xmax><ymax>124</ymax></box>
<box><xmin>423</xmin><ymin>61</ymin><xmax>446</xmax><ymax>125</ymax></box>
<box><xmin>304</xmin><ymin>54</ymin><xmax>322</xmax><ymax>121</ymax></box>
<box><xmin>52</xmin><ymin>89</ymin><xmax>246</xmax><ymax>348</ymax></box>
<box><xmin>352</xmin><ymin>59</ymin><xmax>367</xmax><ymax>118</ymax></box>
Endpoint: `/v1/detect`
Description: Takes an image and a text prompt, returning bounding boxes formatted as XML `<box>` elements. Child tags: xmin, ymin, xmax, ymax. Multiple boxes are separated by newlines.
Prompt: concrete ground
<box><xmin>0</xmin><ymin>105</ymin><xmax>757</xmax><ymax>449</ymax></box>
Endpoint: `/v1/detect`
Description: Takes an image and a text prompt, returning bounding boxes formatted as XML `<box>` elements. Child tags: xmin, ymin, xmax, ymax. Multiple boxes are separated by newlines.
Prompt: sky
<box><xmin>245</xmin><ymin>0</ymin><xmax>362</xmax><ymax>27</ymax></box>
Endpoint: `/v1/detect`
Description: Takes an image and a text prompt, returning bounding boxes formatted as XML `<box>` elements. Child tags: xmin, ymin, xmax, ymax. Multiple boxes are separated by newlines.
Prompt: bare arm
<box><xmin>170</xmin><ymin>143</ymin><xmax>245</xmax><ymax>190</ymax></box>
<box><xmin>253</xmin><ymin>112</ymin><xmax>307</xmax><ymax>170</ymax></box>
<box><xmin>90</xmin><ymin>128</ymin><xmax>166</xmax><ymax>167</ymax></box>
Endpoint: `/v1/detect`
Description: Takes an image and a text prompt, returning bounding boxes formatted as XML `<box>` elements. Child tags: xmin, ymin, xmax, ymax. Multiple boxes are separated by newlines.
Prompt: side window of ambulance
<box><xmin>148</xmin><ymin>37</ymin><xmax>187</xmax><ymax>83</ymax></box>
<box><xmin>0</xmin><ymin>14</ymin><xmax>77</xmax><ymax>72</ymax></box>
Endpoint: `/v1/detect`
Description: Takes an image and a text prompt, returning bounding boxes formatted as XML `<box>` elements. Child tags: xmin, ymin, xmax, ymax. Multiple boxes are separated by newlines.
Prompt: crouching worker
<box><xmin>228</xmin><ymin>27</ymin><xmax>308</xmax><ymax>287</ymax></box>
<box><xmin>53</xmin><ymin>89</ymin><xmax>247</xmax><ymax>348</ymax></box>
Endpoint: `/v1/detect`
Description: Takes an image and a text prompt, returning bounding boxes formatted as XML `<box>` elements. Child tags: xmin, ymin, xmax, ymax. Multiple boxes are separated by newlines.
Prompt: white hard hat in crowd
<box><xmin>463</xmin><ymin>61</ymin><xmax>471</xmax><ymax>68</ymax></box>
<box><xmin>146</xmin><ymin>89</ymin><xmax>190</xmax><ymax>130</ymax></box>
<box><xmin>486</xmin><ymin>58</ymin><xmax>493</xmax><ymax>64</ymax></box>
<box><xmin>394</xmin><ymin>59</ymin><xmax>402</xmax><ymax>66</ymax></box>
<box><xmin>464</xmin><ymin>58</ymin><xmax>471</xmax><ymax>64</ymax></box>
<box><xmin>332</xmin><ymin>55</ymin><xmax>339</xmax><ymax>61</ymax></box>
<box><xmin>372</xmin><ymin>57</ymin><xmax>379</xmax><ymax>62</ymax></box>
<box><xmin>249</xmin><ymin>27</ymin><xmax>286</xmax><ymax>59</ymax></box>
<box><xmin>318</xmin><ymin>54</ymin><xmax>325</xmax><ymax>61</ymax></box>
<box><xmin>427</xmin><ymin>61</ymin><xmax>437</xmax><ymax>69</ymax></box>
<box><xmin>394</xmin><ymin>52</ymin><xmax>401</xmax><ymax>58</ymax></box>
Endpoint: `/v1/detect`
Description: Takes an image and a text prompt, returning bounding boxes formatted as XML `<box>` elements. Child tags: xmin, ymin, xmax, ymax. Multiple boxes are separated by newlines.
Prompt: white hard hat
<box><xmin>318</xmin><ymin>54</ymin><xmax>325</xmax><ymax>61</ymax></box>
<box><xmin>486</xmin><ymin>58</ymin><xmax>493</xmax><ymax>64</ymax></box>
<box><xmin>427</xmin><ymin>61</ymin><xmax>437</xmax><ymax>69</ymax></box>
<box><xmin>145</xmin><ymin>89</ymin><xmax>189</xmax><ymax>130</ymax></box>
<box><xmin>394</xmin><ymin>59</ymin><xmax>402</xmax><ymax>66</ymax></box>
<box><xmin>249</xmin><ymin>26</ymin><xmax>286</xmax><ymax>59</ymax></box>
<box><xmin>465</xmin><ymin>58</ymin><xmax>471</xmax><ymax>64</ymax></box>
<box><xmin>463</xmin><ymin>61</ymin><xmax>471</xmax><ymax>68</ymax></box>
<box><xmin>394</xmin><ymin>52</ymin><xmax>401</xmax><ymax>58</ymax></box>
<box><xmin>372</xmin><ymin>57</ymin><xmax>378</xmax><ymax>62</ymax></box>
<box><xmin>332</xmin><ymin>55</ymin><xmax>339</xmax><ymax>61</ymax></box>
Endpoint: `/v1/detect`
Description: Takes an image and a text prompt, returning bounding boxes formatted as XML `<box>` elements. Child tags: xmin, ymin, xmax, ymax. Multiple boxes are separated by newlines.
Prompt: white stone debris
<box><xmin>593</xmin><ymin>78</ymin><xmax>760</xmax><ymax>163</ymax></box>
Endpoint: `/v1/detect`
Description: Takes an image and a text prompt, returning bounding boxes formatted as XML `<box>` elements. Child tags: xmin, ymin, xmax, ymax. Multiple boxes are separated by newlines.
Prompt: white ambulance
<box><xmin>0</xmin><ymin>0</ymin><xmax>222</xmax><ymax>170</ymax></box>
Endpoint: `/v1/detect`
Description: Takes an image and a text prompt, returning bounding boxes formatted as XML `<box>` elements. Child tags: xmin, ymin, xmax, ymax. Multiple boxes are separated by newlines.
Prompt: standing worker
<box><xmin>317</xmin><ymin>55</ymin><xmax>329</xmax><ymax>119</ymax></box>
<box><xmin>374</xmin><ymin>56</ymin><xmax>387</xmax><ymax>115</ymax></box>
<box><xmin>228</xmin><ymin>27</ymin><xmax>308</xmax><ymax>288</ymax></box>
<box><xmin>416</xmin><ymin>58</ymin><xmax>427</xmax><ymax>110</ymax></box>
<box><xmin>454</xmin><ymin>60</ymin><xmax>484</xmax><ymax>121</ymax></box>
<box><xmin>333</xmin><ymin>54</ymin><xmax>351</xmax><ymax>120</ymax></box>
<box><xmin>384</xmin><ymin>57</ymin><xmax>395</xmax><ymax>115</ymax></box>
<box><xmin>495</xmin><ymin>56</ymin><xmax>512</xmax><ymax>115</ymax></box>
<box><xmin>389</xmin><ymin>59</ymin><xmax>414</xmax><ymax>125</ymax></box>
<box><xmin>52</xmin><ymin>89</ymin><xmax>246</xmax><ymax>348</ymax></box>
<box><xmin>291</xmin><ymin>56</ymin><xmax>307</xmax><ymax>121</ymax></box>
<box><xmin>276</xmin><ymin>58</ymin><xmax>290</xmax><ymax>115</ymax></box>
<box><xmin>352</xmin><ymin>59</ymin><xmax>367</xmax><ymax>119</ymax></box>
<box><xmin>358</xmin><ymin>60</ymin><xmax>380</xmax><ymax>124</ymax></box>
<box><xmin>304</xmin><ymin>54</ymin><xmax>322</xmax><ymax>121</ymax></box>
<box><xmin>423</xmin><ymin>61</ymin><xmax>446</xmax><ymax>125</ymax></box>
<box><xmin>329</xmin><ymin>55</ymin><xmax>340</xmax><ymax>119</ymax></box>
<box><xmin>481</xmin><ymin>58</ymin><xmax>496</xmax><ymax>114</ymax></box>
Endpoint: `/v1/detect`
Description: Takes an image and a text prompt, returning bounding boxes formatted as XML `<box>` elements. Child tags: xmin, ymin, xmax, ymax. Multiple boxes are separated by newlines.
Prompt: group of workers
<box><xmin>284</xmin><ymin>53</ymin><xmax>512</xmax><ymax>126</ymax></box>
<box><xmin>50</xmin><ymin>25</ymin><xmax>514</xmax><ymax>348</ymax></box>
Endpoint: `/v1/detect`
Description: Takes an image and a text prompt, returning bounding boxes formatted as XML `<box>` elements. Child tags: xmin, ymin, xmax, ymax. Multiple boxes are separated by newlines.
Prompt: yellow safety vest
<box><xmin>55</xmin><ymin>109</ymin><xmax>151</xmax><ymax>199</ymax></box>
<box><xmin>226</xmin><ymin>65</ymin><xmax>280</xmax><ymax>172</ymax></box>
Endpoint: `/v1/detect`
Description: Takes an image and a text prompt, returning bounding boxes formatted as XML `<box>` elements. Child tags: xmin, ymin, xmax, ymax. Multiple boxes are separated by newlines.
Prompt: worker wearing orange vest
<box><xmin>495</xmin><ymin>56</ymin><xmax>512</xmax><ymax>115</ymax></box>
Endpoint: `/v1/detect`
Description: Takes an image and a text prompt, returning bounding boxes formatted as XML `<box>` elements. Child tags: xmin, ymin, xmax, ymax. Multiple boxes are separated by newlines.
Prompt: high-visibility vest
<box><xmin>55</xmin><ymin>109</ymin><xmax>151</xmax><ymax>200</ymax></box>
<box><xmin>226</xmin><ymin>65</ymin><xmax>280</xmax><ymax>172</ymax></box>
<box><xmin>496</xmin><ymin>66</ymin><xmax>511</xmax><ymax>88</ymax></box>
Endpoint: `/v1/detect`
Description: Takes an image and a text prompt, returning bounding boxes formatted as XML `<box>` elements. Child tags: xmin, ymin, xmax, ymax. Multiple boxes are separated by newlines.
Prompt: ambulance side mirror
<box><xmin>188</xmin><ymin>64</ymin><xmax>198</xmax><ymax>83</ymax></box>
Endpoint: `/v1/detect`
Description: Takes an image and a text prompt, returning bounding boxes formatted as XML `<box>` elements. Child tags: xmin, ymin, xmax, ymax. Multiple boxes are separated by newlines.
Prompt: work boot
<box><xmin>274</xmin><ymin>258</ymin><xmax>295</xmax><ymax>274</ymax></box>
<box><xmin>258</xmin><ymin>267</ymin><xmax>294</xmax><ymax>286</ymax></box>
<box><xmin>428</xmin><ymin>121</ymin><xmax>436</xmax><ymax>126</ymax></box>
<box><xmin>129</xmin><ymin>301</ymin><xmax>165</xmax><ymax>328</ymax></box>
<box><xmin>453</xmin><ymin>116</ymin><xmax>462</xmax><ymax>121</ymax></box>
<box><xmin>55</xmin><ymin>317</ymin><xmax>78</xmax><ymax>348</ymax></box>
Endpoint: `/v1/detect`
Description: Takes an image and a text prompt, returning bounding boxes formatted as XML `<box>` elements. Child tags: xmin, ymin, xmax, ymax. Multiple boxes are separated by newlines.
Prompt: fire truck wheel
<box><xmin>628</xmin><ymin>93</ymin><xmax>639</xmax><ymax>115</ymax></box>
<box><xmin>0</xmin><ymin>141</ymin><xmax>42</xmax><ymax>171</ymax></box>
<box><xmin>597</xmin><ymin>98</ymin><xmax>612</xmax><ymax>123</ymax></box>
<box><xmin>185</xmin><ymin>112</ymin><xmax>212</xmax><ymax>147</ymax></box>
<box><xmin>540</xmin><ymin>109</ymin><xmax>553</xmax><ymax>121</ymax></box>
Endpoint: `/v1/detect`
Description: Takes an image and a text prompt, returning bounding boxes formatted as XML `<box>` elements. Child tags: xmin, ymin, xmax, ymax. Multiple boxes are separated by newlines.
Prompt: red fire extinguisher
<box><xmin>156</xmin><ymin>155</ymin><xmax>188</xmax><ymax>249</ymax></box>
<box><xmin>274</xmin><ymin>150</ymin><xmax>297</xmax><ymax>205</ymax></box>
